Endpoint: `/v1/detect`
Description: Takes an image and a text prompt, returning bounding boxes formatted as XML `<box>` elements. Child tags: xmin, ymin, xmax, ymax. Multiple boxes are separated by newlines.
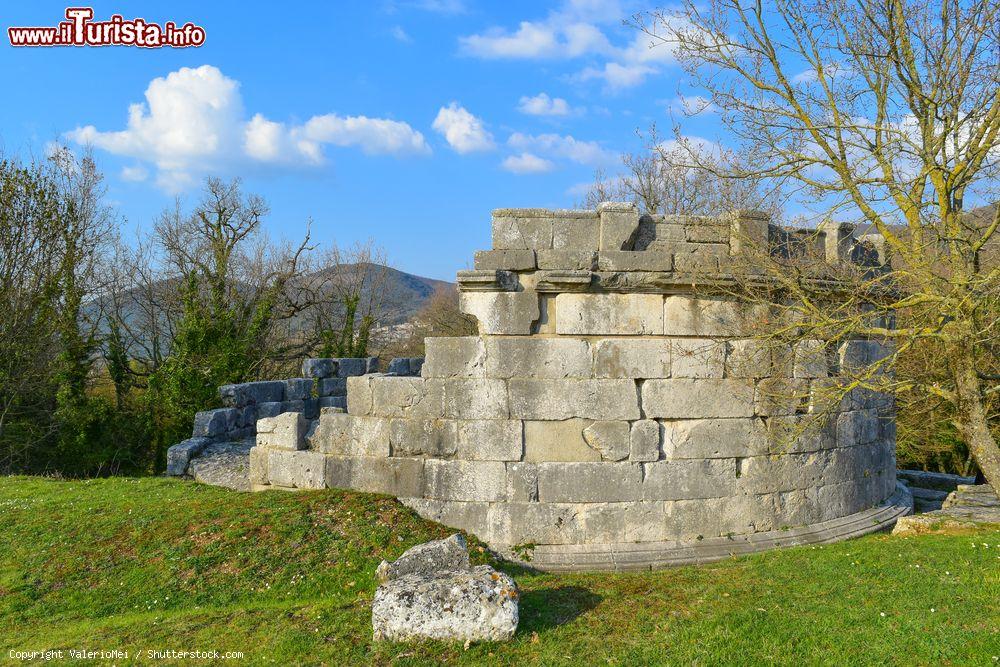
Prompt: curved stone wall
<box><xmin>249</xmin><ymin>203</ymin><xmax>909</xmax><ymax>570</ymax></box>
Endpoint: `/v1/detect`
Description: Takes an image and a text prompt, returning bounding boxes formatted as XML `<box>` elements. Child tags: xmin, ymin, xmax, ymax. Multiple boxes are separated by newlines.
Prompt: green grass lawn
<box><xmin>0</xmin><ymin>476</ymin><xmax>997</xmax><ymax>665</ymax></box>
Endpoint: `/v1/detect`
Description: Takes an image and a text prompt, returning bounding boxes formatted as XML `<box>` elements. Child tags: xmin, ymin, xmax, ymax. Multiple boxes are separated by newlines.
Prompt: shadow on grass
<box><xmin>518</xmin><ymin>585</ymin><xmax>602</xmax><ymax>634</ymax></box>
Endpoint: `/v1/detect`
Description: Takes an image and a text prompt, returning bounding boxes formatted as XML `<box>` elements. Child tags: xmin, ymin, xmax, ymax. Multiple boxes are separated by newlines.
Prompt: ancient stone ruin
<box><xmin>170</xmin><ymin>202</ymin><xmax>912</xmax><ymax>571</ymax></box>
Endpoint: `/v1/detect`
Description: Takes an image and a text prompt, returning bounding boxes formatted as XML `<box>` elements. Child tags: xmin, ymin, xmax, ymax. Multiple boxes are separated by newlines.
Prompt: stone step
<box><xmin>908</xmin><ymin>486</ymin><xmax>950</xmax><ymax>501</ymax></box>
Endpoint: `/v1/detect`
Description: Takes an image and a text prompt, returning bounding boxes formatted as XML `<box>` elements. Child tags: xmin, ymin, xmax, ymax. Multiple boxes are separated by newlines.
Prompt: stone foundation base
<box><xmin>502</xmin><ymin>482</ymin><xmax>912</xmax><ymax>571</ymax></box>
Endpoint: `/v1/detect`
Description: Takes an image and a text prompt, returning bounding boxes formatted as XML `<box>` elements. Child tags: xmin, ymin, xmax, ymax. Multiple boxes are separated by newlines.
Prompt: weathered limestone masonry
<box><xmin>250</xmin><ymin>203</ymin><xmax>912</xmax><ymax>571</ymax></box>
<box><xmin>166</xmin><ymin>357</ymin><xmax>380</xmax><ymax>477</ymax></box>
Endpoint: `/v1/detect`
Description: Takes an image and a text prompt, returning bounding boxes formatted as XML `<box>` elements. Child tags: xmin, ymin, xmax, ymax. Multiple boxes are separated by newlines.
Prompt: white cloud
<box><xmin>390</xmin><ymin>25</ymin><xmax>412</xmax><ymax>43</ymax></box>
<box><xmin>459</xmin><ymin>3</ymin><xmax>678</xmax><ymax>90</ymax></box>
<box><xmin>120</xmin><ymin>165</ymin><xmax>148</xmax><ymax>182</ymax></box>
<box><xmin>517</xmin><ymin>93</ymin><xmax>575</xmax><ymax>116</ymax></box>
<box><xmin>432</xmin><ymin>103</ymin><xmax>495</xmax><ymax>153</ymax></box>
<box><xmin>507</xmin><ymin>132</ymin><xmax>615</xmax><ymax>166</ymax></box>
<box><xmin>501</xmin><ymin>152</ymin><xmax>555</xmax><ymax>174</ymax></box>
<box><xmin>66</xmin><ymin>65</ymin><xmax>429</xmax><ymax>192</ymax></box>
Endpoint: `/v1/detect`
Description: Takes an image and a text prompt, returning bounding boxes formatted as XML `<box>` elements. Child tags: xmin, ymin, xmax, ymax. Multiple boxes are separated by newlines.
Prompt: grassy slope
<box><xmin>0</xmin><ymin>477</ymin><xmax>997</xmax><ymax>666</ymax></box>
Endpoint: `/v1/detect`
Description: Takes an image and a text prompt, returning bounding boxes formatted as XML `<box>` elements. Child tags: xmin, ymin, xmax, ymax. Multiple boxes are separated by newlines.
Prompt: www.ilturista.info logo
<box><xmin>8</xmin><ymin>7</ymin><xmax>205</xmax><ymax>48</ymax></box>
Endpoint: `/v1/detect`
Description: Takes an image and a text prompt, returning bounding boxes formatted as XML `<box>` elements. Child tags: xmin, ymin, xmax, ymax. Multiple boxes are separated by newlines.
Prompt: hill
<box><xmin>1</xmin><ymin>476</ymin><xmax>997</xmax><ymax>664</ymax></box>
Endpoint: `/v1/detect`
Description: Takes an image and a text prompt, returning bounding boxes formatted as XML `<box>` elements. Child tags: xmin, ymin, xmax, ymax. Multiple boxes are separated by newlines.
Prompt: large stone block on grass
<box><xmin>166</xmin><ymin>437</ymin><xmax>211</xmax><ymax>476</ymax></box>
<box><xmin>593</xmin><ymin>339</ymin><xmax>671</xmax><ymax>379</ymax></box>
<box><xmin>484</xmin><ymin>337</ymin><xmax>591</xmax><ymax>379</ymax></box>
<box><xmin>460</xmin><ymin>292</ymin><xmax>539</xmax><ymax>335</ymax></box>
<box><xmin>376</xmin><ymin>534</ymin><xmax>470</xmax><ymax>584</ymax></box>
<box><xmin>371</xmin><ymin>565</ymin><xmax>519</xmax><ymax>642</ymax></box>
<box><xmin>267</xmin><ymin>449</ymin><xmax>326</xmax><ymax>489</ymax></box>
<box><xmin>510</xmin><ymin>379</ymin><xmax>640</xmax><ymax>421</ymax></box>
<box><xmin>555</xmin><ymin>293</ymin><xmax>664</xmax><ymax>335</ymax></box>
<box><xmin>641</xmin><ymin>379</ymin><xmax>755</xmax><ymax>418</ymax></box>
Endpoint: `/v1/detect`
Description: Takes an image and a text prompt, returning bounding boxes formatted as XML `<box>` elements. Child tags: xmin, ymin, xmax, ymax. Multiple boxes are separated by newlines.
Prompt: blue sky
<box><xmin>0</xmin><ymin>1</ymin><xmax>727</xmax><ymax>280</ymax></box>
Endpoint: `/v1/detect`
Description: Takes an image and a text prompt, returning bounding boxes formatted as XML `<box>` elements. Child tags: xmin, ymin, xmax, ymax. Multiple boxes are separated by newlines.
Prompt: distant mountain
<box><xmin>84</xmin><ymin>264</ymin><xmax>454</xmax><ymax>352</ymax></box>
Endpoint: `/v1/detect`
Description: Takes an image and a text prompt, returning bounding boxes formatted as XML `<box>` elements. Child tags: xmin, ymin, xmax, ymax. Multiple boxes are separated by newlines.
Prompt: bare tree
<box><xmin>583</xmin><ymin>125</ymin><xmax>781</xmax><ymax>215</ymax></box>
<box><xmin>643</xmin><ymin>0</ymin><xmax>1000</xmax><ymax>491</ymax></box>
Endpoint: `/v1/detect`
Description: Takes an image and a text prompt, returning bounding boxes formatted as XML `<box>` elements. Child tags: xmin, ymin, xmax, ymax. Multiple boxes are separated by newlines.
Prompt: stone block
<box><xmin>256</xmin><ymin>412</ymin><xmax>307</xmax><ymax>451</ymax></box>
<box><xmin>267</xmin><ymin>449</ymin><xmax>326</xmax><ymax>489</ymax></box>
<box><xmin>510</xmin><ymin>379</ymin><xmax>641</xmax><ymax>421</ymax></box>
<box><xmin>537</xmin><ymin>461</ymin><xmax>643</xmax><ymax>502</ymax></box>
<box><xmin>536</xmin><ymin>250</ymin><xmax>597</xmax><ymax>270</ymax></box>
<box><xmin>663</xmin><ymin>296</ymin><xmax>750</xmax><ymax>337</ymax></box>
<box><xmin>192</xmin><ymin>408</ymin><xmax>239</xmax><ymax>438</ymax></box>
<box><xmin>641</xmin><ymin>379</ymin><xmax>755</xmax><ymax>418</ymax></box>
<box><xmin>552</xmin><ymin>216</ymin><xmax>601</xmax><ymax>250</ymax></box>
<box><xmin>303</xmin><ymin>398</ymin><xmax>319</xmax><ymax>420</ymax></box>
<box><xmin>319</xmin><ymin>377</ymin><xmax>348</xmax><ymax>396</ymax></box>
<box><xmin>219</xmin><ymin>381</ymin><xmax>287</xmax><ymax>407</ymax></box>
<box><xmin>596</xmin><ymin>251</ymin><xmax>673</xmax><ymax>272</ymax></box>
<box><xmin>267</xmin><ymin>448</ymin><xmax>326</xmax><ymax>489</ymax></box>
<box><xmin>422</xmin><ymin>337</ymin><xmax>487</xmax><ymax>378</ymax></box>
<box><xmin>337</xmin><ymin>357</ymin><xmax>376</xmax><ymax>377</ymax></box>
<box><xmin>793</xmin><ymin>340</ymin><xmax>829</xmax><ymax>378</ymax></box>
<box><xmin>492</xmin><ymin>502</ymin><xmax>585</xmax><ymax>545</ymax></box>
<box><xmin>505</xmin><ymin>463</ymin><xmax>538</xmax><ymax>501</ymax></box>
<box><xmin>642</xmin><ymin>459</ymin><xmax>737</xmax><ymax>500</ymax></box>
<box><xmin>375</xmin><ymin>534</ymin><xmax>470</xmax><ymax>584</ymax></box>
<box><xmin>671</xmin><ymin>339</ymin><xmax>726</xmax><ymax>378</ymax></box>
<box><xmin>401</xmin><ymin>499</ymin><xmax>492</xmax><ymax>539</ymax></box>
<box><xmin>325</xmin><ymin>456</ymin><xmax>425</xmax><ymax>497</ymax></box>
<box><xmin>582</xmin><ymin>421</ymin><xmax>630</xmax><ymax>461</ymax></box>
<box><xmin>309</xmin><ymin>413</ymin><xmax>390</xmax><ymax>457</ymax></box>
<box><xmin>346</xmin><ymin>374</ymin><xmax>377</xmax><ymax>415</ymax></box>
<box><xmin>248</xmin><ymin>445</ymin><xmax>268</xmax><ymax>485</ymax></box>
<box><xmin>423</xmin><ymin>460</ymin><xmax>507</xmax><ymax>502</ymax></box>
<box><xmin>474</xmin><ymin>249</ymin><xmax>537</xmax><ymax>271</ymax></box>
<box><xmin>460</xmin><ymin>292</ymin><xmax>539</xmax><ymax>335</ymax></box>
<box><xmin>166</xmin><ymin>437</ymin><xmax>210</xmax><ymax>476</ymax></box>
<box><xmin>492</xmin><ymin>216</ymin><xmax>554</xmax><ymax>250</ymax></box>
<box><xmin>255</xmin><ymin>401</ymin><xmax>284</xmax><ymax>420</ymax></box>
<box><xmin>598</xmin><ymin>202</ymin><xmax>640</xmax><ymax>251</ymax></box>
<box><xmin>662</xmin><ymin>417</ymin><xmax>768</xmax><ymax>459</ymax></box>
<box><xmin>283</xmin><ymin>378</ymin><xmax>314</xmax><ymax>401</ymax></box>
<box><xmin>725</xmin><ymin>339</ymin><xmax>774</xmax><ymax>378</ymax></box>
<box><xmin>593</xmin><ymin>339</ymin><xmax>671</xmax><ymax>379</ymax></box>
<box><xmin>737</xmin><ymin>451</ymin><xmax>828</xmax><ymax>494</ymax></box>
<box><xmin>387</xmin><ymin>357</ymin><xmax>425</xmax><ymax>376</ymax></box>
<box><xmin>684</xmin><ymin>222</ymin><xmax>728</xmax><ymax>244</ymax></box>
<box><xmin>390</xmin><ymin>418</ymin><xmax>458</xmax><ymax>458</ymax></box>
<box><xmin>727</xmin><ymin>210</ymin><xmax>770</xmax><ymax>255</ymax></box>
<box><xmin>754</xmin><ymin>378</ymin><xmax>809</xmax><ymax>416</ymax></box>
<box><xmin>629</xmin><ymin>420</ymin><xmax>660</xmax><ymax>462</ymax></box>
<box><xmin>371</xmin><ymin>376</ymin><xmax>446</xmax><ymax>418</ymax></box>
<box><xmin>484</xmin><ymin>337</ymin><xmax>591</xmax><ymax>379</ymax></box>
<box><xmin>302</xmin><ymin>358</ymin><xmax>337</xmax><ymax>378</ymax></box>
<box><xmin>555</xmin><ymin>293</ymin><xmax>664</xmax><ymax>335</ymax></box>
<box><xmin>523</xmin><ymin>419</ymin><xmax>599</xmax><ymax>462</ymax></box>
<box><xmin>442</xmin><ymin>378</ymin><xmax>509</xmax><ymax>419</ymax></box>
<box><xmin>281</xmin><ymin>400</ymin><xmax>305</xmax><ymax>414</ymax></box>
<box><xmin>456</xmin><ymin>420</ymin><xmax>523</xmax><ymax>461</ymax></box>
